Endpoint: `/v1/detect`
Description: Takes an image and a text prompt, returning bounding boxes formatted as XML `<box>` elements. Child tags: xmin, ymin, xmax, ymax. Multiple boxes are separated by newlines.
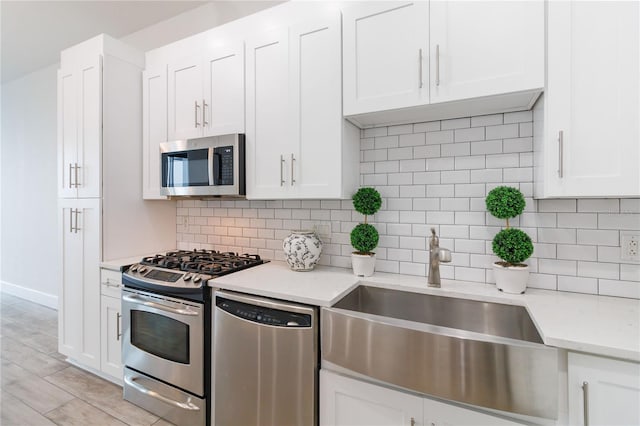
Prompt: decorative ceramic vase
<box><xmin>351</xmin><ymin>252</ymin><xmax>376</xmax><ymax>277</ymax></box>
<box><xmin>283</xmin><ymin>230</ymin><xmax>323</xmax><ymax>271</ymax></box>
<box><xmin>493</xmin><ymin>262</ymin><xmax>530</xmax><ymax>294</ymax></box>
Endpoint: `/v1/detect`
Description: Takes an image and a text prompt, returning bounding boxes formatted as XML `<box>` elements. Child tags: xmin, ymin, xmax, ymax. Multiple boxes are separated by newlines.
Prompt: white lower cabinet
<box><xmin>320</xmin><ymin>370</ymin><xmax>422</xmax><ymax>426</ymax></box>
<box><xmin>100</xmin><ymin>294</ymin><xmax>123</xmax><ymax>379</ymax></box>
<box><xmin>58</xmin><ymin>198</ymin><xmax>101</xmax><ymax>370</ymax></box>
<box><xmin>568</xmin><ymin>352</ymin><xmax>640</xmax><ymax>426</ymax></box>
<box><xmin>320</xmin><ymin>370</ymin><xmax>526</xmax><ymax>426</ymax></box>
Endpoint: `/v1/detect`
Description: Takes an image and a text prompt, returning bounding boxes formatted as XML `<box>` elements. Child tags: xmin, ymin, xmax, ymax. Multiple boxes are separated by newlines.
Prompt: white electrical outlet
<box><xmin>621</xmin><ymin>233</ymin><xmax>640</xmax><ymax>262</ymax></box>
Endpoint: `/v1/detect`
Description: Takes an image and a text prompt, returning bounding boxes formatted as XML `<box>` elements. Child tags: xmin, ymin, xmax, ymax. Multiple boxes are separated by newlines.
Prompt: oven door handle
<box><xmin>123</xmin><ymin>295</ymin><xmax>200</xmax><ymax>316</ymax></box>
<box><xmin>124</xmin><ymin>375</ymin><xmax>201</xmax><ymax>411</ymax></box>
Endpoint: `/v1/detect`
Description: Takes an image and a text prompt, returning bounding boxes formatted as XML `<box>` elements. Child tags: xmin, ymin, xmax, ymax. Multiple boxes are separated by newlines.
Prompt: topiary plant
<box><xmin>486</xmin><ymin>186</ymin><xmax>533</xmax><ymax>267</ymax></box>
<box><xmin>351</xmin><ymin>187</ymin><xmax>382</xmax><ymax>255</ymax></box>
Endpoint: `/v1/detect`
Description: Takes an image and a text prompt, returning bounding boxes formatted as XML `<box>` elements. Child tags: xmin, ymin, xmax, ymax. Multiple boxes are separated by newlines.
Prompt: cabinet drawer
<box><xmin>100</xmin><ymin>268</ymin><xmax>122</xmax><ymax>298</ymax></box>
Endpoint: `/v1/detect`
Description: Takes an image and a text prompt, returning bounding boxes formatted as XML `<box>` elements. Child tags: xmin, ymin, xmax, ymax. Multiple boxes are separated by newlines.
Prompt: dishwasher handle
<box><xmin>216</xmin><ymin>296</ymin><xmax>312</xmax><ymax>327</ymax></box>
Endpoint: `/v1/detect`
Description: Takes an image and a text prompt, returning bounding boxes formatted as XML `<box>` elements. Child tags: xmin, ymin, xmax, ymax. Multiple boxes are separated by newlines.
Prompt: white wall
<box><xmin>1</xmin><ymin>64</ymin><xmax>59</xmax><ymax>307</ymax></box>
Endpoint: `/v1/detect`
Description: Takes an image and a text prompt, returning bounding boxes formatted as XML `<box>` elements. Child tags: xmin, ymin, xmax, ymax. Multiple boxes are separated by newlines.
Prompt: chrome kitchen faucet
<box><xmin>428</xmin><ymin>228</ymin><xmax>451</xmax><ymax>288</ymax></box>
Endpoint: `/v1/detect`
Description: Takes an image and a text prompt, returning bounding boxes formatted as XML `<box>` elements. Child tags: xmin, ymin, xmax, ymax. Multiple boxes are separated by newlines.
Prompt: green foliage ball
<box><xmin>350</xmin><ymin>223</ymin><xmax>379</xmax><ymax>254</ymax></box>
<box><xmin>492</xmin><ymin>228</ymin><xmax>534</xmax><ymax>265</ymax></box>
<box><xmin>485</xmin><ymin>186</ymin><xmax>526</xmax><ymax>220</ymax></box>
<box><xmin>352</xmin><ymin>187</ymin><xmax>382</xmax><ymax>216</ymax></box>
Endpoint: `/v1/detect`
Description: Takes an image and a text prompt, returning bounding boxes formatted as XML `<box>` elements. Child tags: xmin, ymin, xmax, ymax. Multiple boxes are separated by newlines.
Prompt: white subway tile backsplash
<box><xmin>399</xmin><ymin>132</ymin><xmax>426</xmax><ymax>147</ymax></box>
<box><xmin>504</xmin><ymin>110</ymin><xmax>533</xmax><ymax>123</ymax></box>
<box><xmin>558</xmin><ymin>276</ymin><xmax>598</xmax><ymax>295</ymax></box>
<box><xmin>471</xmin><ymin>114</ymin><xmax>503</xmax><ymax>127</ymax></box>
<box><xmin>454</xmin><ymin>127</ymin><xmax>485</xmax><ymax>142</ymax></box>
<box><xmin>413</xmin><ymin>121</ymin><xmax>441</xmax><ymax>133</ymax></box>
<box><xmin>178</xmin><ymin>111</ymin><xmax>640</xmax><ymax>299</ymax></box>
<box><xmin>441</xmin><ymin>117</ymin><xmax>471</xmax><ymax>130</ymax></box>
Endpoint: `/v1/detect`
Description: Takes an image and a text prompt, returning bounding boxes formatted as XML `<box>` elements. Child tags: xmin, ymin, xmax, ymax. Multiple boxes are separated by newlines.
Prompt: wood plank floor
<box><xmin>0</xmin><ymin>292</ymin><xmax>173</xmax><ymax>426</ymax></box>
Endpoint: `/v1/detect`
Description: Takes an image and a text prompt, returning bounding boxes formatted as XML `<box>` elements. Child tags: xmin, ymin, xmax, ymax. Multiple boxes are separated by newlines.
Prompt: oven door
<box><xmin>122</xmin><ymin>288</ymin><xmax>204</xmax><ymax>396</ymax></box>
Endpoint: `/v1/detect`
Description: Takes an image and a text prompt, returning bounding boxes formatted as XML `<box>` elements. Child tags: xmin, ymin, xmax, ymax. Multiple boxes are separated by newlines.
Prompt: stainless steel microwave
<box><xmin>160</xmin><ymin>134</ymin><xmax>245</xmax><ymax>197</ymax></box>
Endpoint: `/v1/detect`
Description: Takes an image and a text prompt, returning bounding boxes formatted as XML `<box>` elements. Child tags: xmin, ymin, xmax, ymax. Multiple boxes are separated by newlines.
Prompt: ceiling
<box><xmin>0</xmin><ymin>1</ymin><xmax>279</xmax><ymax>83</ymax></box>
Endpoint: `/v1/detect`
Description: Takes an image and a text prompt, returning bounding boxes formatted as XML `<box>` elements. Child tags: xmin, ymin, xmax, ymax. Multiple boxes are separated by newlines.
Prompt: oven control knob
<box><xmin>130</xmin><ymin>264</ymin><xmax>138</xmax><ymax>272</ymax></box>
<box><xmin>183</xmin><ymin>273</ymin><xmax>192</xmax><ymax>281</ymax></box>
<box><xmin>138</xmin><ymin>266</ymin><xmax>148</xmax><ymax>273</ymax></box>
<box><xmin>193</xmin><ymin>275</ymin><xmax>202</xmax><ymax>283</ymax></box>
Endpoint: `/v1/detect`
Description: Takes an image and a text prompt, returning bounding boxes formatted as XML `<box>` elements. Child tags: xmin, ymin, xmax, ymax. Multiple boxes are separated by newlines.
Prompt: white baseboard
<box><xmin>0</xmin><ymin>280</ymin><xmax>58</xmax><ymax>309</ymax></box>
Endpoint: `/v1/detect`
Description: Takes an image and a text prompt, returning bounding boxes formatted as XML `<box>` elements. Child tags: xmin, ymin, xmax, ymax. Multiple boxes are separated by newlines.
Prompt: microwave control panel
<box><xmin>214</xmin><ymin>146</ymin><xmax>234</xmax><ymax>186</ymax></box>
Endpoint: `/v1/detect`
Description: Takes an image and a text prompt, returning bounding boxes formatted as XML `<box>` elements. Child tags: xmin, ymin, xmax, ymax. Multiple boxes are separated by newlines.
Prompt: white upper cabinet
<box><xmin>142</xmin><ymin>67</ymin><xmax>168</xmax><ymax>200</ymax></box>
<box><xmin>167</xmin><ymin>41</ymin><xmax>245</xmax><ymax>141</ymax></box>
<box><xmin>203</xmin><ymin>42</ymin><xmax>245</xmax><ymax>136</ymax></box>
<box><xmin>246</xmin><ymin>11</ymin><xmax>359</xmax><ymax>200</ymax></box>
<box><xmin>568</xmin><ymin>352</ymin><xmax>640</xmax><ymax>426</ymax></box>
<box><xmin>342</xmin><ymin>1</ymin><xmax>544</xmax><ymax>126</ymax></box>
<box><xmin>343</xmin><ymin>1</ymin><xmax>429</xmax><ymax>116</ymax></box>
<box><xmin>429</xmin><ymin>0</ymin><xmax>543</xmax><ymax>104</ymax></box>
<box><xmin>57</xmin><ymin>56</ymin><xmax>102</xmax><ymax>199</ymax></box>
<box><xmin>246</xmin><ymin>28</ymin><xmax>291</xmax><ymax>199</ymax></box>
<box><xmin>167</xmin><ymin>56</ymin><xmax>203</xmax><ymax>140</ymax></box>
<box><xmin>536</xmin><ymin>1</ymin><xmax>640</xmax><ymax>198</ymax></box>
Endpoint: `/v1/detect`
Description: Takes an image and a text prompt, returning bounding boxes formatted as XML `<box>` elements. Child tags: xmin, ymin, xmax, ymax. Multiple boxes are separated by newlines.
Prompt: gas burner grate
<box><xmin>142</xmin><ymin>249</ymin><xmax>265</xmax><ymax>277</ymax></box>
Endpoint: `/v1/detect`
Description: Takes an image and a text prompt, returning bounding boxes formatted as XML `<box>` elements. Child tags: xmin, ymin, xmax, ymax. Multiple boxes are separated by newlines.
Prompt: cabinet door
<box><xmin>423</xmin><ymin>397</ymin><xmax>526</xmax><ymax>426</ymax></box>
<box><xmin>100</xmin><ymin>295</ymin><xmax>123</xmax><ymax>380</ymax></box>
<box><xmin>430</xmin><ymin>1</ymin><xmax>543</xmax><ymax>104</ymax></box>
<box><xmin>168</xmin><ymin>56</ymin><xmax>203</xmax><ymax>140</ymax></box>
<box><xmin>320</xmin><ymin>370</ymin><xmax>423</xmax><ymax>426</ymax></box>
<box><xmin>142</xmin><ymin>67</ymin><xmax>168</xmax><ymax>200</ymax></box>
<box><xmin>203</xmin><ymin>42</ymin><xmax>245</xmax><ymax>136</ymax></box>
<box><xmin>58</xmin><ymin>67</ymin><xmax>78</xmax><ymax>198</ymax></box>
<box><xmin>343</xmin><ymin>1</ymin><xmax>429</xmax><ymax>115</ymax></box>
<box><xmin>290</xmin><ymin>12</ymin><xmax>344</xmax><ymax>198</ymax></box>
<box><xmin>545</xmin><ymin>1</ymin><xmax>640</xmax><ymax>197</ymax></box>
<box><xmin>58</xmin><ymin>198</ymin><xmax>101</xmax><ymax>370</ymax></box>
<box><xmin>568</xmin><ymin>352</ymin><xmax>640</xmax><ymax>426</ymax></box>
<box><xmin>245</xmin><ymin>28</ymin><xmax>291</xmax><ymax>199</ymax></box>
<box><xmin>76</xmin><ymin>55</ymin><xmax>102</xmax><ymax>199</ymax></box>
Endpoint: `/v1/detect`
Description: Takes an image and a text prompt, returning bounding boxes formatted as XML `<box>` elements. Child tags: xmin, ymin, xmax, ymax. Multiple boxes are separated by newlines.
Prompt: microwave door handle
<box><xmin>208</xmin><ymin>148</ymin><xmax>215</xmax><ymax>186</ymax></box>
<box><xmin>213</xmin><ymin>152</ymin><xmax>222</xmax><ymax>185</ymax></box>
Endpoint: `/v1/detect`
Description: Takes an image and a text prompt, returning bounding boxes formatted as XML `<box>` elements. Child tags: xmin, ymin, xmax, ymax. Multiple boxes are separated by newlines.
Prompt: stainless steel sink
<box><xmin>322</xmin><ymin>285</ymin><xmax>559</xmax><ymax>419</ymax></box>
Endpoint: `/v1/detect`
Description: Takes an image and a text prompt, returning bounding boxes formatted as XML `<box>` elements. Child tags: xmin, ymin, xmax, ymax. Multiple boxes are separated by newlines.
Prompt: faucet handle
<box><xmin>439</xmin><ymin>248</ymin><xmax>452</xmax><ymax>263</ymax></box>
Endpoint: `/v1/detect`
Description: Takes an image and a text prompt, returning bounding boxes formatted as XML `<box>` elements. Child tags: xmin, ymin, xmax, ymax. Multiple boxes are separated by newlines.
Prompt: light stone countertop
<box><xmin>211</xmin><ymin>261</ymin><xmax>640</xmax><ymax>362</ymax></box>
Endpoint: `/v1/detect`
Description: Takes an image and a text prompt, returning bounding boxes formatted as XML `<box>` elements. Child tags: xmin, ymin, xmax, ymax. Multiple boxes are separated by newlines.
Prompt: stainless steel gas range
<box><xmin>121</xmin><ymin>250</ymin><xmax>265</xmax><ymax>426</ymax></box>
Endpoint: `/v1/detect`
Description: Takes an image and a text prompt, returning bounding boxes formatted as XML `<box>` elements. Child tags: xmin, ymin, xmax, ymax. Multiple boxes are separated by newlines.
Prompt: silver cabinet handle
<box><xmin>123</xmin><ymin>294</ymin><xmax>200</xmax><ymax>316</ymax></box>
<box><xmin>202</xmin><ymin>99</ymin><xmax>208</xmax><ymax>127</ymax></box>
<box><xmin>582</xmin><ymin>381</ymin><xmax>589</xmax><ymax>426</ymax></box>
<box><xmin>194</xmin><ymin>101</ymin><xmax>200</xmax><ymax>128</ymax></box>
<box><xmin>116</xmin><ymin>312</ymin><xmax>121</xmax><ymax>341</ymax></box>
<box><xmin>101</xmin><ymin>278</ymin><xmax>122</xmax><ymax>288</ymax></box>
<box><xmin>280</xmin><ymin>155</ymin><xmax>285</xmax><ymax>186</ymax></box>
<box><xmin>418</xmin><ymin>49</ymin><xmax>423</xmax><ymax>89</ymax></box>
<box><xmin>291</xmin><ymin>154</ymin><xmax>296</xmax><ymax>186</ymax></box>
<box><xmin>436</xmin><ymin>44</ymin><xmax>441</xmax><ymax>87</ymax></box>
<box><xmin>558</xmin><ymin>130</ymin><xmax>564</xmax><ymax>178</ymax></box>
<box><xmin>69</xmin><ymin>208</ymin><xmax>74</xmax><ymax>233</ymax></box>
<box><xmin>124</xmin><ymin>375</ymin><xmax>201</xmax><ymax>411</ymax></box>
<box><xmin>74</xmin><ymin>209</ymin><xmax>81</xmax><ymax>233</ymax></box>
<box><xmin>74</xmin><ymin>163</ymin><xmax>80</xmax><ymax>188</ymax></box>
<box><xmin>68</xmin><ymin>163</ymin><xmax>73</xmax><ymax>188</ymax></box>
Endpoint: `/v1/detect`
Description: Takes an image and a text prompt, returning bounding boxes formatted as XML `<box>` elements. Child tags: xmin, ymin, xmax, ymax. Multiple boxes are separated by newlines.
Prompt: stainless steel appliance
<box><xmin>213</xmin><ymin>290</ymin><xmax>318</xmax><ymax>426</ymax></box>
<box><xmin>160</xmin><ymin>134</ymin><xmax>245</xmax><ymax>197</ymax></box>
<box><xmin>122</xmin><ymin>250</ymin><xmax>265</xmax><ymax>426</ymax></box>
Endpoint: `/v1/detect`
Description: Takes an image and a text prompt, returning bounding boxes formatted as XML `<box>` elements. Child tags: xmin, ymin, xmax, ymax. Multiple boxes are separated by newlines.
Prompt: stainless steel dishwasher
<box><xmin>212</xmin><ymin>290</ymin><xmax>318</xmax><ymax>426</ymax></box>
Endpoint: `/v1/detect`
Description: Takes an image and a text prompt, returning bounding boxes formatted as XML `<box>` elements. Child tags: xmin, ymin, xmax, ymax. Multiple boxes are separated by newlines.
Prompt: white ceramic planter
<box><xmin>283</xmin><ymin>230</ymin><xmax>323</xmax><ymax>271</ymax></box>
<box><xmin>493</xmin><ymin>262</ymin><xmax>530</xmax><ymax>294</ymax></box>
<box><xmin>351</xmin><ymin>252</ymin><xmax>376</xmax><ymax>277</ymax></box>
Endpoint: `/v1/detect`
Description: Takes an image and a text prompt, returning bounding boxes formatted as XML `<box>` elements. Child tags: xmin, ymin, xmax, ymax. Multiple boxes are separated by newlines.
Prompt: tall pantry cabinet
<box><xmin>57</xmin><ymin>35</ymin><xmax>176</xmax><ymax>380</ymax></box>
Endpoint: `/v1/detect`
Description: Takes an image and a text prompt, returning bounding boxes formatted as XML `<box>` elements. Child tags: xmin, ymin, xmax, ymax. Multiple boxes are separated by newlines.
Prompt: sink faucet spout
<box><xmin>428</xmin><ymin>228</ymin><xmax>451</xmax><ymax>288</ymax></box>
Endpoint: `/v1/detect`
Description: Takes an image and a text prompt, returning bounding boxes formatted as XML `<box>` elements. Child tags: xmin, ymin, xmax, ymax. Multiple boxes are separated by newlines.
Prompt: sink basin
<box><xmin>322</xmin><ymin>285</ymin><xmax>558</xmax><ymax>419</ymax></box>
